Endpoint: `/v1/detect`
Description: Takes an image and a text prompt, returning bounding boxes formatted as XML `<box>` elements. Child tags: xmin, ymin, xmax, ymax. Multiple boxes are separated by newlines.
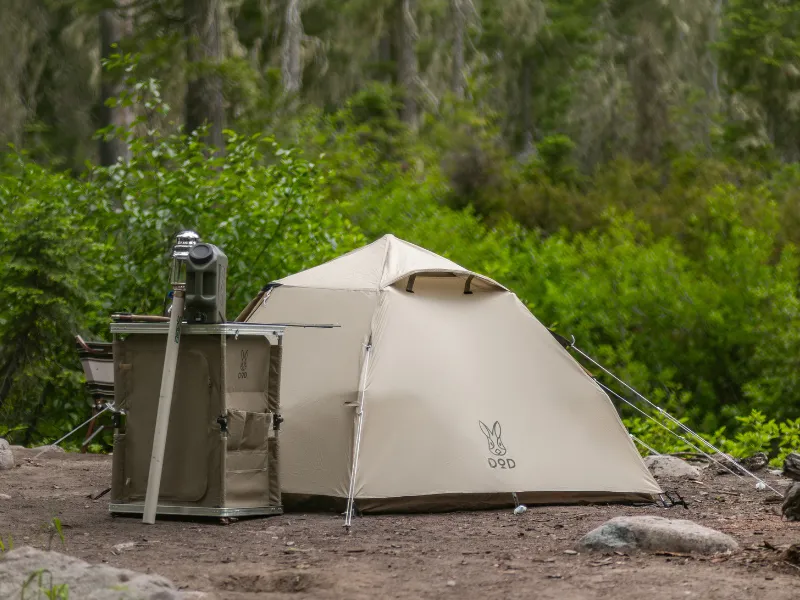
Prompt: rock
<box><xmin>0</xmin><ymin>494</ymin><xmax>10</xmax><ymax>500</ymax></box>
<box><xmin>784</xmin><ymin>543</ymin><xmax>800</xmax><ymax>566</ymax></box>
<box><xmin>0</xmin><ymin>546</ymin><xmax>209</xmax><ymax>599</ymax></box>
<box><xmin>783</xmin><ymin>453</ymin><xmax>800</xmax><ymax>481</ymax></box>
<box><xmin>112</xmin><ymin>541</ymin><xmax>138</xmax><ymax>554</ymax></box>
<box><xmin>710</xmin><ymin>452</ymin><xmax>746</xmax><ymax>475</ymax></box>
<box><xmin>781</xmin><ymin>482</ymin><xmax>800</xmax><ymax>521</ymax></box>
<box><xmin>643</xmin><ymin>455</ymin><xmax>701</xmax><ymax>479</ymax></box>
<box><xmin>0</xmin><ymin>438</ymin><xmax>14</xmax><ymax>471</ymax></box>
<box><xmin>578</xmin><ymin>516</ymin><xmax>738</xmax><ymax>555</ymax></box>
<box><xmin>739</xmin><ymin>452</ymin><xmax>769</xmax><ymax>472</ymax></box>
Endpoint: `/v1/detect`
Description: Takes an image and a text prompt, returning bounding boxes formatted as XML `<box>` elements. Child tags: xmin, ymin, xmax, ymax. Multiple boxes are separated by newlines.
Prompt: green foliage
<box><xmin>718</xmin><ymin>410</ymin><xmax>800</xmax><ymax>467</ymax></box>
<box><xmin>0</xmin><ymin>58</ymin><xmax>364</xmax><ymax>446</ymax></box>
<box><xmin>0</xmin><ymin>151</ymin><xmax>111</xmax><ymax>444</ymax></box>
<box><xmin>0</xmin><ymin>534</ymin><xmax>14</xmax><ymax>553</ymax></box>
<box><xmin>719</xmin><ymin>0</ymin><xmax>800</xmax><ymax>160</ymax></box>
<box><xmin>4</xmin><ymin>44</ymin><xmax>800</xmax><ymax>460</ymax></box>
<box><xmin>22</xmin><ymin>569</ymin><xmax>69</xmax><ymax>600</ymax></box>
<box><xmin>47</xmin><ymin>517</ymin><xmax>66</xmax><ymax>551</ymax></box>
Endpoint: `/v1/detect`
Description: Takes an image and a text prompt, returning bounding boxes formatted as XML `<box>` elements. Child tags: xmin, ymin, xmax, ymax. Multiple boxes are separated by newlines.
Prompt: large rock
<box><xmin>578</xmin><ymin>516</ymin><xmax>738</xmax><ymax>555</ymax></box>
<box><xmin>0</xmin><ymin>438</ymin><xmax>14</xmax><ymax>470</ymax></box>
<box><xmin>643</xmin><ymin>455</ymin><xmax>700</xmax><ymax>479</ymax></box>
<box><xmin>784</xmin><ymin>453</ymin><xmax>800</xmax><ymax>481</ymax></box>
<box><xmin>0</xmin><ymin>546</ymin><xmax>208</xmax><ymax>599</ymax></box>
<box><xmin>782</xmin><ymin>482</ymin><xmax>800</xmax><ymax>521</ymax></box>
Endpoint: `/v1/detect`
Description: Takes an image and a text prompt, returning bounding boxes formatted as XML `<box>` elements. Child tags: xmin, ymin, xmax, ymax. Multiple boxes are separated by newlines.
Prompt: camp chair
<box><xmin>75</xmin><ymin>335</ymin><xmax>115</xmax><ymax>452</ymax></box>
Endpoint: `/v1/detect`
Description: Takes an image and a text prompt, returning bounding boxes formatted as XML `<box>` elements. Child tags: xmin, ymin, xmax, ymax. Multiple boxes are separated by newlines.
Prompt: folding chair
<box><xmin>75</xmin><ymin>336</ymin><xmax>115</xmax><ymax>452</ymax></box>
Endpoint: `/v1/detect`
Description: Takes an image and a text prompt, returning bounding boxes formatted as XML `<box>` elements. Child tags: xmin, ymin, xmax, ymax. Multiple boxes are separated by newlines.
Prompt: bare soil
<box><xmin>1</xmin><ymin>447</ymin><xmax>799</xmax><ymax>599</ymax></box>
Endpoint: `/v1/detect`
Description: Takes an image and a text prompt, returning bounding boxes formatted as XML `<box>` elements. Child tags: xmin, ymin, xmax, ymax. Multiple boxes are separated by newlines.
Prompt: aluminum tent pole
<box><xmin>345</xmin><ymin>341</ymin><xmax>372</xmax><ymax>532</ymax></box>
<box><xmin>142</xmin><ymin>290</ymin><xmax>185</xmax><ymax>524</ymax></box>
<box><xmin>142</xmin><ymin>230</ymin><xmax>198</xmax><ymax>525</ymax></box>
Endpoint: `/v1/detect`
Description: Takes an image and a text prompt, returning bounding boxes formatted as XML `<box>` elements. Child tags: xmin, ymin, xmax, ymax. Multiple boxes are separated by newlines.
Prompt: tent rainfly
<box><xmin>241</xmin><ymin>234</ymin><xmax>661</xmax><ymax>513</ymax></box>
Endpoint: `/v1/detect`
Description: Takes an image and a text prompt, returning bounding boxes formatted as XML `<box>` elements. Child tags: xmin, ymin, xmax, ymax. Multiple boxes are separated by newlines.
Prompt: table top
<box><xmin>110</xmin><ymin>322</ymin><xmax>338</xmax><ymax>336</ymax></box>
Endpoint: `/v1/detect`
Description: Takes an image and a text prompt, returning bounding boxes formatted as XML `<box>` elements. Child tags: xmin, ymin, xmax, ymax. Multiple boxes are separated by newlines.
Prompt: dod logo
<box><xmin>479</xmin><ymin>420</ymin><xmax>516</xmax><ymax>470</ymax></box>
<box><xmin>238</xmin><ymin>349</ymin><xmax>248</xmax><ymax>379</ymax></box>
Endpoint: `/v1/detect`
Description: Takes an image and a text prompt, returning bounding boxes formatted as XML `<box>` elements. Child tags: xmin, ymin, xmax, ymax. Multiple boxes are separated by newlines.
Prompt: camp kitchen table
<box><xmin>107</xmin><ymin>321</ymin><xmax>287</xmax><ymax>519</ymax></box>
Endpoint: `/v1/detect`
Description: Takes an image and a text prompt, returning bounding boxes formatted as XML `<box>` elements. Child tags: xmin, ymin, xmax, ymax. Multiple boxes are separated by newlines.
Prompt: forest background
<box><xmin>2</xmin><ymin>0</ymin><xmax>800</xmax><ymax>464</ymax></box>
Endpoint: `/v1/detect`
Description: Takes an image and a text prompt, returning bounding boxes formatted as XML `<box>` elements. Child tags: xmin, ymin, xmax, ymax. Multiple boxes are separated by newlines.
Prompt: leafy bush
<box><xmin>0</xmin><ymin>58</ymin><xmax>364</xmax><ymax>446</ymax></box>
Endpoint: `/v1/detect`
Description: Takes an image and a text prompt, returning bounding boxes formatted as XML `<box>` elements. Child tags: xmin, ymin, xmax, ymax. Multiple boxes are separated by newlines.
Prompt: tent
<box><xmin>241</xmin><ymin>234</ymin><xmax>661</xmax><ymax>512</ymax></box>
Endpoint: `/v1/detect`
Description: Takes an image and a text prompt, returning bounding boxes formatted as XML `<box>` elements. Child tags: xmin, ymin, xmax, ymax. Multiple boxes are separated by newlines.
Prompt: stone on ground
<box><xmin>0</xmin><ymin>438</ymin><xmax>14</xmax><ymax>471</ymax></box>
<box><xmin>0</xmin><ymin>546</ymin><xmax>209</xmax><ymax>599</ymax></box>
<box><xmin>643</xmin><ymin>455</ymin><xmax>701</xmax><ymax>479</ymax></box>
<box><xmin>739</xmin><ymin>452</ymin><xmax>769</xmax><ymax>472</ymax></box>
<box><xmin>782</xmin><ymin>482</ymin><xmax>800</xmax><ymax>522</ymax></box>
<box><xmin>784</xmin><ymin>452</ymin><xmax>800</xmax><ymax>481</ymax></box>
<box><xmin>578</xmin><ymin>516</ymin><xmax>738</xmax><ymax>555</ymax></box>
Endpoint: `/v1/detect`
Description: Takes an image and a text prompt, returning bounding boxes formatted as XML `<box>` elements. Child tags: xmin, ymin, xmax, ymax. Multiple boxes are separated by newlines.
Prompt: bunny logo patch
<box><xmin>238</xmin><ymin>349</ymin><xmax>248</xmax><ymax>379</ymax></box>
<box><xmin>479</xmin><ymin>420</ymin><xmax>516</xmax><ymax>469</ymax></box>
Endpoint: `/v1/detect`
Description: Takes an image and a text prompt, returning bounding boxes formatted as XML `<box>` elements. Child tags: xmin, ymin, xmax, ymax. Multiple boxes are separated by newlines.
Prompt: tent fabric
<box><xmin>244</xmin><ymin>234</ymin><xmax>661</xmax><ymax>511</ymax></box>
<box><xmin>273</xmin><ymin>234</ymin><xmax>506</xmax><ymax>291</ymax></box>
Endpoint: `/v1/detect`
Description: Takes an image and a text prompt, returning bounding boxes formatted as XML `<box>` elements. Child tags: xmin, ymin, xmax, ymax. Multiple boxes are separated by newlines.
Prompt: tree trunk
<box><xmin>451</xmin><ymin>0</ymin><xmax>465</xmax><ymax>100</ymax></box>
<box><xmin>99</xmin><ymin>1</ymin><xmax>133</xmax><ymax>166</ymax></box>
<box><xmin>22</xmin><ymin>382</ymin><xmax>51</xmax><ymax>446</ymax></box>
<box><xmin>628</xmin><ymin>22</ymin><xmax>667</xmax><ymax>164</ymax></box>
<box><xmin>393</xmin><ymin>0</ymin><xmax>419</xmax><ymax>130</ymax></box>
<box><xmin>0</xmin><ymin>351</ymin><xmax>22</xmax><ymax>412</ymax></box>
<box><xmin>184</xmin><ymin>0</ymin><xmax>224</xmax><ymax>149</ymax></box>
<box><xmin>281</xmin><ymin>0</ymin><xmax>303</xmax><ymax>94</ymax></box>
<box><xmin>520</xmin><ymin>62</ymin><xmax>533</xmax><ymax>154</ymax></box>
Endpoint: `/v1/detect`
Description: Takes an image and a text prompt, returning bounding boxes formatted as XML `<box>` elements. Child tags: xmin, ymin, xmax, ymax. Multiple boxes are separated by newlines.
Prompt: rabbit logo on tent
<box><xmin>479</xmin><ymin>420</ymin><xmax>516</xmax><ymax>469</ymax></box>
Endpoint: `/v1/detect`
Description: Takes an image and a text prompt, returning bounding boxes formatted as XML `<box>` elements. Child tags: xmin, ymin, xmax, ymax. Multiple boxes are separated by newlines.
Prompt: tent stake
<box><xmin>143</xmin><ymin>290</ymin><xmax>185</xmax><ymax>524</ymax></box>
<box><xmin>345</xmin><ymin>340</ymin><xmax>372</xmax><ymax>532</ymax></box>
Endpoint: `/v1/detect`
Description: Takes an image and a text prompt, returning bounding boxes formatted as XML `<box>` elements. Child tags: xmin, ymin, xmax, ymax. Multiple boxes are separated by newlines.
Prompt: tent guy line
<box><xmin>597</xmin><ymin>380</ymin><xmax>745</xmax><ymax>480</ymax></box>
<box><xmin>33</xmin><ymin>404</ymin><xmax>112</xmax><ymax>460</ymax></box>
<box><xmin>570</xmin><ymin>344</ymin><xmax>783</xmax><ymax>497</ymax></box>
<box><xmin>630</xmin><ymin>434</ymin><xmax>661</xmax><ymax>457</ymax></box>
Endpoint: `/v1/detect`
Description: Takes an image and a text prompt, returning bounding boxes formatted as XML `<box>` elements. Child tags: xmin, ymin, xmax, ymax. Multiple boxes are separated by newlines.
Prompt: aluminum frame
<box><xmin>109</xmin><ymin>503</ymin><xmax>283</xmax><ymax>518</ymax></box>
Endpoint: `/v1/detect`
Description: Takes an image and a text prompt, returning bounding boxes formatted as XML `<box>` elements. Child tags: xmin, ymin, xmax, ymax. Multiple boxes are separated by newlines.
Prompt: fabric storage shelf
<box><xmin>108</xmin><ymin>322</ymin><xmax>286</xmax><ymax>519</ymax></box>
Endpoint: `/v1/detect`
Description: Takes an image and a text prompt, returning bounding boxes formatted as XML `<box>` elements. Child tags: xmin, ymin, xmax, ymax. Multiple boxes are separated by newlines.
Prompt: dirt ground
<box><xmin>1</xmin><ymin>447</ymin><xmax>799</xmax><ymax>600</ymax></box>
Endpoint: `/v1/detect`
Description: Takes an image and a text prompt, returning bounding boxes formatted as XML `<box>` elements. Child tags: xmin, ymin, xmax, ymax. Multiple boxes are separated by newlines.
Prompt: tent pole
<box><xmin>143</xmin><ymin>290</ymin><xmax>185</xmax><ymax>524</ymax></box>
<box><xmin>345</xmin><ymin>340</ymin><xmax>372</xmax><ymax>532</ymax></box>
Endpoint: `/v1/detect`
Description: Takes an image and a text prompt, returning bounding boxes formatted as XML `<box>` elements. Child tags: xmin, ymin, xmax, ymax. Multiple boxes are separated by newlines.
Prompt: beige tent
<box><xmin>242</xmin><ymin>234</ymin><xmax>661</xmax><ymax>513</ymax></box>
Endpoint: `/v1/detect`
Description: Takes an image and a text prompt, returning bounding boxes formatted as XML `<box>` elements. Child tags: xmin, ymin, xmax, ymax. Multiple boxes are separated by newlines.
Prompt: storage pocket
<box><xmin>225</xmin><ymin>450</ymin><xmax>269</xmax><ymax>507</ymax></box>
<box><xmin>227</xmin><ymin>410</ymin><xmax>271</xmax><ymax>452</ymax></box>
